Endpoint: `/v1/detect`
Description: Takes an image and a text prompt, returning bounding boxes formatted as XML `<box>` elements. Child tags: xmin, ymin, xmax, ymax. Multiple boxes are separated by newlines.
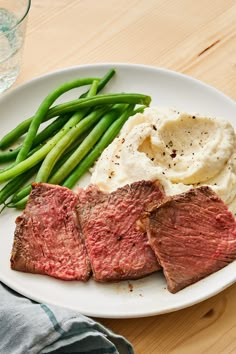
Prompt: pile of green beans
<box><xmin>0</xmin><ymin>68</ymin><xmax>151</xmax><ymax>210</ymax></box>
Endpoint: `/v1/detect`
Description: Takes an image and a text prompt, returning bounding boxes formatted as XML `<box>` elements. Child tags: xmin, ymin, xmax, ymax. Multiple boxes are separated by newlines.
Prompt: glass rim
<box><xmin>1</xmin><ymin>0</ymin><xmax>31</xmax><ymax>33</ymax></box>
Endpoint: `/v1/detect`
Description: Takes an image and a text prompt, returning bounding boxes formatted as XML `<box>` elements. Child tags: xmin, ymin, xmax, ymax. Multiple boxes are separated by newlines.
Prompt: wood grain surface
<box><xmin>12</xmin><ymin>1</ymin><xmax>236</xmax><ymax>353</ymax></box>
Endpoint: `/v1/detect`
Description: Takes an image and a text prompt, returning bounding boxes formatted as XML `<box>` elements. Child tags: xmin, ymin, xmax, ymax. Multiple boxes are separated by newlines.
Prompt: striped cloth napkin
<box><xmin>0</xmin><ymin>282</ymin><xmax>134</xmax><ymax>354</ymax></box>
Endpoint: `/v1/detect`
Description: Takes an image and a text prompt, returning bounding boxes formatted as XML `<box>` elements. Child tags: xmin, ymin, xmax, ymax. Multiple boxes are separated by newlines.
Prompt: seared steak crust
<box><xmin>146</xmin><ymin>186</ymin><xmax>236</xmax><ymax>293</ymax></box>
<box><xmin>77</xmin><ymin>180</ymin><xmax>165</xmax><ymax>282</ymax></box>
<box><xmin>11</xmin><ymin>183</ymin><xmax>91</xmax><ymax>281</ymax></box>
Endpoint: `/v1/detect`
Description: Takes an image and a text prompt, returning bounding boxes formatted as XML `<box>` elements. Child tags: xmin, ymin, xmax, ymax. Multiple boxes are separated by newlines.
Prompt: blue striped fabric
<box><xmin>0</xmin><ymin>282</ymin><xmax>134</xmax><ymax>354</ymax></box>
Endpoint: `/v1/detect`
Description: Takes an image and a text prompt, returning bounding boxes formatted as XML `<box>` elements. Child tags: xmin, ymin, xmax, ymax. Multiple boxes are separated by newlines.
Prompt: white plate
<box><xmin>0</xmin><ymin>63</ymin><xmax>235</xmax><ymax>319</ymax></box>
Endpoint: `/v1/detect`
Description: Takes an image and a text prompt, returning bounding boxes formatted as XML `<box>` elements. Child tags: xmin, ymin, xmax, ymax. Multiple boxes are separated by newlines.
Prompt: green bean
<box><xmin>8</xmin><ymin>195</ymin><xmax>28</xmax><ymax>210</ymax></box>
<box><xmin>133</xmin><ymin>105</ymin><xmax>146</xmax><ymax>114</ymax></box>
<box><xmin>16</xmin><ymin>78</ymin><xmax>101</xmax><ymax>163</ymax></box>
<box><xmin>35</xmin><ymin>105</ymin><xmax>109</xmax><ymax>183</ymax></box>
<box><xmin>0</xmin><ymin>69</ymin><xmax>115</xmax><ymax>150</ymax></box>
<box><xmin>32</xmin><ymin>114</ymin><xmax>71</xmax><ymax>147</ymax></box>
<box><xmin>0</xmin><ymin>148</ymin><xmax>19</xmax><ymax>163</ymax></box>
<box><xmin>49</xmin><ymin>105</ymin><xmax>126</xmax><ymax>185</ymax></box>
<box><xmin>63</xmin><ymin>104</ymin><xmax>135</xmax><ymax>189</ymax></box>
<box><xmin>85</xmin><ymin>78</ymin><xmax>100</xmax><ymax>98</ymax></box>
<box><xmin>0</xmin><ymin>115</ymin><xmax>70</xmax><ymax>163</ymax></box>
<box><xmin>49</xmin><ymin>134</ymin><xmax>89</xmax><ymax>177</ymax></box>
<box><xmin>43</xmin><ymin>93</ymin><xmax>151</xmax><ymax>120</ymax></box>
<box><xmin>10</xmin><ymin>184</ymin><xmax>32</xmax><ymax>205</ymax></box>
<box><xmin>0</xmin><ymin>118</ymin><xmax>33</xmax><ymax>150</ymax></box>
<box><xmin>0</xmin><ymin>144</ymin><xmax>43</xmax><ymax>173</ymax></box>
<box><xmin>80</xmin><ymin>68</ymin><xmax>115</xmax><ymax>98</ymax></box>
<box><xmin>0</xmin><ymin>165</ymin><xmax>39</xmax><ymax>206</ymax></box>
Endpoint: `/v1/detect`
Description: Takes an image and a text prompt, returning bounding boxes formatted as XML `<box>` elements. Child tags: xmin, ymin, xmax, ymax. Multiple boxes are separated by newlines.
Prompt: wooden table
<box><xmin>14</xmin><ymin>1</ymin><xmax>236</xmax><ymax>353</ymax></box>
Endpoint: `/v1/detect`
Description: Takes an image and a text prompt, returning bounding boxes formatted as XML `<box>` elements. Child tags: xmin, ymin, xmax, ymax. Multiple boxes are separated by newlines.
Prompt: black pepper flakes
<box><xmin>170</xmin><ymin>149</ymin><xmax>177</xmax><ymax>158</ymax></box>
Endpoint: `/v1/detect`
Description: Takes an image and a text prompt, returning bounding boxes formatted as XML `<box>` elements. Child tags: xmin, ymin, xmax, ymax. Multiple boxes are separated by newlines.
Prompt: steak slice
<box><xmin>145</xmin><ymin>186</ymin><xmax>236</xmax><ymax>293</ymax></box>
<box><xmin>11</xmin><ymin>183</ymin><xmax>91</xmax><ymax>281</ymax></box>
<box><xmin>76</xmin><ymin>180</ymin><xmax>165</xmax><ymax>282</ymax></box>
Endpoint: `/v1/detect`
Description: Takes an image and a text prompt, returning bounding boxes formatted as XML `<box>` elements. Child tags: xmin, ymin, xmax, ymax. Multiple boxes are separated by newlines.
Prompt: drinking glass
<box><xmin>0</xmin><ymin>0</ymin><xmax>31</xmax><ymax>93</ymax></box>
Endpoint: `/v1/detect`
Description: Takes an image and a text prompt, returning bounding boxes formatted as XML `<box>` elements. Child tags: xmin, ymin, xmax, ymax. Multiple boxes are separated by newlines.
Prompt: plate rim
<box><xmin>2</xmin><ymin>62</ymin><xmax>235</xmax><ymax>106</ymax></box>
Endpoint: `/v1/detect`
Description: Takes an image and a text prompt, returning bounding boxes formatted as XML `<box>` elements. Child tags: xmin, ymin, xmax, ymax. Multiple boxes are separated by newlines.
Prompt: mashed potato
<box><xmin>91</xmin><ymin>107</ymin><xmax>236</xmax><ymax>217</ymax></box>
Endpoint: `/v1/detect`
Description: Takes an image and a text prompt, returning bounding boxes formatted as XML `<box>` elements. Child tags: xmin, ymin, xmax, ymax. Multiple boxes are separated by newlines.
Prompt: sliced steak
<box><xmin>77</xmin><ymin>180</ymin><xmax>165</xmax><ymax>282</ymax></box>
<box><xmin>11</xmin><ymin>183</ymin><xmax>91</xmax><ymax>281</ymax></box>
<box><xmin>145</xmin><ymin>186</ymin><xmax>236</xmax><ymax>293</ymax></box>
